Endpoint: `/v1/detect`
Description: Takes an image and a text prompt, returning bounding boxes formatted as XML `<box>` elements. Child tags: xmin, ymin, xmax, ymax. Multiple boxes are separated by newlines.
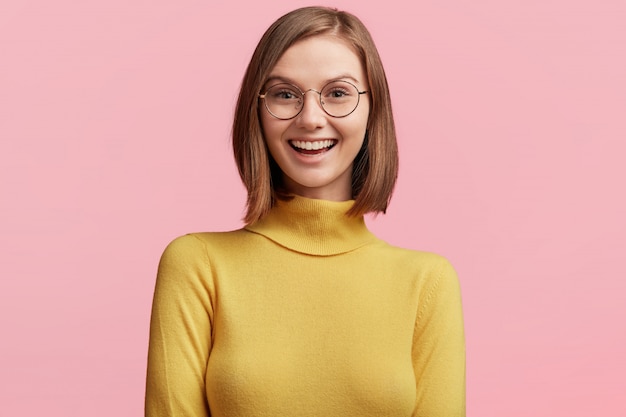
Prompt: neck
<box><xmin>245</xmin><ymin>195</ymin><xmax>377</xmax><ymax>256</ymax></box>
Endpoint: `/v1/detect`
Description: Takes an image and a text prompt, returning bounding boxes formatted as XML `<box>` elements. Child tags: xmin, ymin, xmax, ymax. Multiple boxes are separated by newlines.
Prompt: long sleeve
<box><xmin>145</xmin><ymin>235</ymin><xmax>215</xmax><ymax>417</ymax></box>
<box><xmin>412</xmin><ymin>258</ymin><xmax>466</xmax><ymax>417</ymax></box>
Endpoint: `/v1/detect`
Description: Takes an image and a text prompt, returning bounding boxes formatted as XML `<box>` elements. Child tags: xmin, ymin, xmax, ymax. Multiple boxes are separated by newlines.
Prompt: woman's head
<box><xmin>233</xmin><ymin>6</ymin><xmax>398</xmax><ymax>224</ymax></box>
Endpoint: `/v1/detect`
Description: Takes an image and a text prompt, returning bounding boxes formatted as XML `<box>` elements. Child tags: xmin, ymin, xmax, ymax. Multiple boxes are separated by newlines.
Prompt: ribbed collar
<box><xmin>245</xmin><ymin>195</ymin><xmax>378</xmax><ymax>256</ymax></box>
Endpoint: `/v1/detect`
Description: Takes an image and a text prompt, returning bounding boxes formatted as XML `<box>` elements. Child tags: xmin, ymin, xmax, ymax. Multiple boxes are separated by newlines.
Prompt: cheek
<box><xmin>260</xmin><ymin>112</ymin><xmax>282</xmax><ymax>142</ymax></box>
<box><xmin>259</xmin><ymin>115</ymin><xmax>289</xmax><ymax>164</ymax></box>
<box><xmin>343</xmin><ymin>112</ymin><xmax>369</xmax><ymax>139</ymax></box>
<box><xmin>351</xmin><ymin>103</ymin><xmax>370</xmax><ymax>132</ymax></box>
<box><xmin>259</xmin><ymin>111</ymin><xmax>271</xmax><ymax>137</ymax></box>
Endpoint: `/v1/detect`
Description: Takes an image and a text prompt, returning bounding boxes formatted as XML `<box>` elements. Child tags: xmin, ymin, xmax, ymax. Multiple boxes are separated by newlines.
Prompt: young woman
<box><xmin>146</xmin><ymin>6</ymin><xmax>465</xmax><ymax>417</ymax></box>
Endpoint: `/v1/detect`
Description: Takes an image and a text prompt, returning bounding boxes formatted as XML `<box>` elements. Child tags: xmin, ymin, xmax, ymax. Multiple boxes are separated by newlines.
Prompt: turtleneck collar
<box><xmin>244</xmin><ymin>195</ymin><xmax>378</xmax><ymax>256</ymax></box>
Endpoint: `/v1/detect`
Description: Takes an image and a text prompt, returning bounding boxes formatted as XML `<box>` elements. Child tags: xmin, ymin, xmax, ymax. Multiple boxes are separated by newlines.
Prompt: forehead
<box><xmin>268</xmin><ymin>35</ymin><xmax>366</xmax><ymax>86</ymax></box>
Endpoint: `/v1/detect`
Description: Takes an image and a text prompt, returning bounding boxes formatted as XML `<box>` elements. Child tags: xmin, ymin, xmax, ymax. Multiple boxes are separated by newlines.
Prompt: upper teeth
<box><xmin>291</xmin><ymin>140</ymin><xmax>335</xmax><ymax>150</ymax></box>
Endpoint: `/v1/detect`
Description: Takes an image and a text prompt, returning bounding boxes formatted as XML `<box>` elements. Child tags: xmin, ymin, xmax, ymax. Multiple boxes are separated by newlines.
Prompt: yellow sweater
<box><xmin>146</xmin><ymin>196</ymin><xmax>465</xmax><ymax>416</ymax></box>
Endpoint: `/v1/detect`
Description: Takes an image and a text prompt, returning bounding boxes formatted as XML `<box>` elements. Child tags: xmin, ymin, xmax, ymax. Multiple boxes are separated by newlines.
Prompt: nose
<box><xmin>294</xmin><ymin>90</ymin><xmax>326</xmax><ymax>130</ymax></box>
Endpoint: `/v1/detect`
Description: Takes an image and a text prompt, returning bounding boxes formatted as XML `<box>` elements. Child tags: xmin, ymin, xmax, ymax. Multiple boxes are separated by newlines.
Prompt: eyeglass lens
<box><xmin>263</xmin><ymin>81</ymin><xmax>361</xmax><ymax>119</ymax></box>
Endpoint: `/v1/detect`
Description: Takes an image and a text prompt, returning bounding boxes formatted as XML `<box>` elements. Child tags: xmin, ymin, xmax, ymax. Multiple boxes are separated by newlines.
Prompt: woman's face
<box><xmin>260</xmin><ymin>35</ymin><xmax>370</xmax><ymax>201</ymax></box>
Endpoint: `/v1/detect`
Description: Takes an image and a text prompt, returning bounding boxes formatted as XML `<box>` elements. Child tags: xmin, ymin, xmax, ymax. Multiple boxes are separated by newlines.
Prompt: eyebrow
<box><xmin>263</xmin><ymin>74</ymin><xmax>361</xmax><ymax>88</ymax></box>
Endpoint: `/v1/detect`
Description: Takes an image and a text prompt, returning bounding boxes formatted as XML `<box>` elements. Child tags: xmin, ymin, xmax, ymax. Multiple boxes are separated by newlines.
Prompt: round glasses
<box><xmin>259</xmin><ymin>80</ymin><xmax>368</xmax><ymax>120</ymax></box>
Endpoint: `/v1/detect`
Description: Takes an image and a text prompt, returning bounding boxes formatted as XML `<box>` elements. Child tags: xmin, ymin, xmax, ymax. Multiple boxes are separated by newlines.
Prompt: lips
<box><xmin>289</xmin><ymin>139</ymin><xmax>337</xmax><ymax>155</ymax></box>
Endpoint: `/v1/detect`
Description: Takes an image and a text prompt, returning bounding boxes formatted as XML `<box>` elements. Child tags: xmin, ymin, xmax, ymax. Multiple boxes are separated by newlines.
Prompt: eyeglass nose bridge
<box><xmin>302</xmin><ymin>88</ymin><xmax>322</xmax><ymax>96</ymax></box>
<box><xmin>297</xmin><ymin>88</ymin><xmax>325</xmax><ymax>114</ymax></box>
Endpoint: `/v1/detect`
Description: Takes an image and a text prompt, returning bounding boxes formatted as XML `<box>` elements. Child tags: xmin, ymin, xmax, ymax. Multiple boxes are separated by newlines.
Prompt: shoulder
<box><xmin>394</xmin><ymin>250</ymin><xmax>462</xmax><ymax>321</ymax></box>
<box><xmin>374</xmin><ymin>241</ymin><xmax>457</xmax><ymax>275</ymax></box>
<box><xmin>158</xmin><ymin>233</ymin><xmax>208</xmax><ymax>266</ymax></box>
<box><xmin>155</xmin><ymin>231</ymin><xmax>246</xmax><ymax>293</ymax></box>
<box><xmin>159</xmin><ymin>229</ymin><xmax>254</xmax><ymax>266</ymax></box>
<box><xmin>162</xmin><ymin>229</ymin><xmax>250</xmax><ymax>250</ymax></box>
<box><xmin>372</xmin><ymin>241</ymin><xmax>461</xmax><ymax>294</ymax></box>
<box><xmin>158</xmin><ymin>231</ymin><xmax>234</xmax><ymax>264</ymax></box>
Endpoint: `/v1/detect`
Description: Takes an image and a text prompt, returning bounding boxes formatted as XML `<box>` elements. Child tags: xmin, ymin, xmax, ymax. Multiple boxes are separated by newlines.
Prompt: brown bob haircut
<box><xmin>233</xmin><ymin>6</ymin><xmax>398</xmax><ymax>224</ymax></box>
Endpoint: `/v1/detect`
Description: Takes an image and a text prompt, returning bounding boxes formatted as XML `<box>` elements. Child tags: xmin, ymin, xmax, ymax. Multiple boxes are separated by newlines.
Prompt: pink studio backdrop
<box><xmin>1</xmin><ymin>0</ymin><xmax>624</xmax><ymax>416</ymax></box>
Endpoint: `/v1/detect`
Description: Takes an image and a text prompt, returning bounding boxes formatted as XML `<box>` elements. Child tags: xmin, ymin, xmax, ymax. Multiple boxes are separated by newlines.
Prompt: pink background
<box><xmin>1</xmin><ymin>0</ymin><xmax>624</xmax><ymax>415</ymax></box>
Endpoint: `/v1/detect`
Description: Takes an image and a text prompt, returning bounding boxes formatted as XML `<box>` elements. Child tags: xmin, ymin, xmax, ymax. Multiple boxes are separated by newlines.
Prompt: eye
<box><xmin>322</xmin><ymin>82</ymin><xmax>355</xmax><ymax>102</ymax></box>
<box><xmin>276</xmin><ymin>90</ymin><xmax>297</xmax><ymax>99</ymax></box>
<box><xmin>328</xmin><ymin>88</ymin><xmax>350</xmax><ymax>98</ymax></box>
<box><xmin>267</xmin><ymin>84</ymin><xmax>301</xmax><ymax>101</ymax></box>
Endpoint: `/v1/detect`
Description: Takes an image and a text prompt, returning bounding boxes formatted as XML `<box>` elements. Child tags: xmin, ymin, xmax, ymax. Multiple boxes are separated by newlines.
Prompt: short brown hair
<box><xmin>233</xmin><ymin>6</ymin><xmax>398</xmax><ymax>224</ymax></box>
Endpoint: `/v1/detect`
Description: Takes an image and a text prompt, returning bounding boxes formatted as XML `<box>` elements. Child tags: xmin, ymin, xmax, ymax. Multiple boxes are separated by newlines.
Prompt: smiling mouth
<box><xmin>289</xmin><ymin>139</ymin><xmax>337</xmax><ymax>155</ymax></box>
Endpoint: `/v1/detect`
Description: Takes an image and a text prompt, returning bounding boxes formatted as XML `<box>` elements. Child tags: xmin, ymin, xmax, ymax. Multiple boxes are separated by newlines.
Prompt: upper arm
<box><xmin>412</xmin><ymin>258</ymin><xmax>466</xmax><ymax>417</ymax></box>
<box><xmin>145</xmin><ymin>234</ymin><xmax>214</xmax><ymax>417</ymax></box>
